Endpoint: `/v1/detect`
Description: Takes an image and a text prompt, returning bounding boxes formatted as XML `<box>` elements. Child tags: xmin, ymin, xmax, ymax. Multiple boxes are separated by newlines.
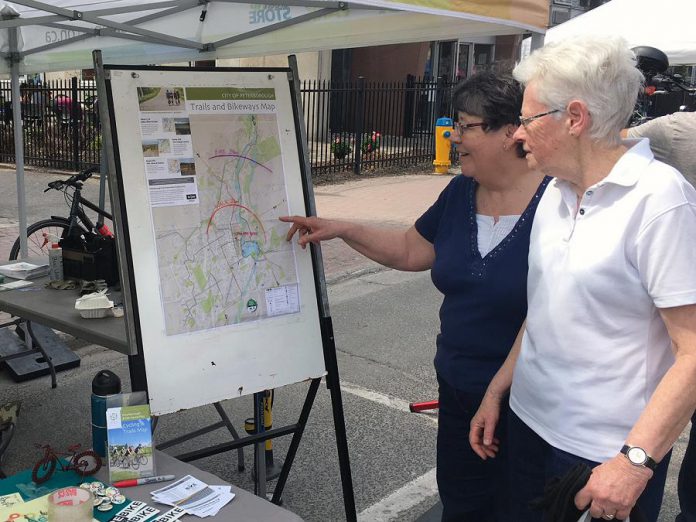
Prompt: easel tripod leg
<box><xmin>271</xmin><ymin>378</ymin><xmax>321</xmax><ymax>505</ymax></box>
<box><xmin>213</xmin><ymin>402</ymin><xmax>245</xmax><ymax>472</ymax></box>
<box><xmin>321</xmin><ymin>316</ymin><xmax>357</xmax><ymax>522</ymax></box>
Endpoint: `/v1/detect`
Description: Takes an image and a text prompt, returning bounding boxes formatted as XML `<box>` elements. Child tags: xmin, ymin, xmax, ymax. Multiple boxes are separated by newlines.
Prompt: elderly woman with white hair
<box><xmin>468</xmin><ymin>36</ymin><xmax>696</xmax><ymax>521</ymax></box>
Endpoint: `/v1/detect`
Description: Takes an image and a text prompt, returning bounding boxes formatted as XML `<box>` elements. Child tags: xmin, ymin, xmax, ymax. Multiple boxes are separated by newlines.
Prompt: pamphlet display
<box><xmin>106</xmin><ymin>68</ymin><xmax>326</xmax><ymax>415</ymax></box>
<box><xmin>106</xmin><ymin>404</ymin><xmax>154</xmax><ymax>482</ymax></box>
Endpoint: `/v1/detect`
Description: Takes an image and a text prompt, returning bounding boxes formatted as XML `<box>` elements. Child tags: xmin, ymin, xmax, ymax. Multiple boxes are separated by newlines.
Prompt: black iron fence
<box><xmin>1</xmin><ymin>75</ymin><xmax>456</xmax><ymax>175</ymax></box>
<box><xmin>0</xmin><ymin>77</ymin><xmax>100</xmax><ymax>170</ymax></box>
<box><xmin>303</xmin><ymin>75</ymin><xmax>456</xmax><ymax>175</ymax></box>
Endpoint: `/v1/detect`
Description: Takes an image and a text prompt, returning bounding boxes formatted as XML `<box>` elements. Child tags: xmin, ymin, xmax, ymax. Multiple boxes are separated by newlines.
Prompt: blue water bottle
<box><xmin>91</xmin><ymin>370</ymin><xmax>121</xmax><ymax>457</ymax></box>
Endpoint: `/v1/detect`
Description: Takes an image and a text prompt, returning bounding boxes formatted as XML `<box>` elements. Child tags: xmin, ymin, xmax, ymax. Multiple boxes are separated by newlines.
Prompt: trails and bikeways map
<box><xmin>142</xmin><ymin>100</ymin><xmax>300</xmax><ymax>336</ymax></box>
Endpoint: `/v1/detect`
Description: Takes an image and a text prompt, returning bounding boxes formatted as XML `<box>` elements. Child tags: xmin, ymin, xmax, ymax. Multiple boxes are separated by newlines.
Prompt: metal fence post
<box><xmin>403</xmin><ymin>74</ymin><xmax>415</xmax><ymax>139</ymax></box>
<box><xmin>71</xmin><ymin>76</ymin><xmax>79</xmax><ymax>171</ymax></box>
<box><xmin>435</xmin><ymin>75</ymin><xmax>446</xmax><ymax>124</ymax></box>
<box><xmin>352</xmin><ymin>76</ymin><xmax>366</xmax><ymax>175</ymax></box>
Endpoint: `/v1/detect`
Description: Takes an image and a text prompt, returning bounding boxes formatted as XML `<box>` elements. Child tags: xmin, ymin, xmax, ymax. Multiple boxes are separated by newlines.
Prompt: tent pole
<box><xmin>4</xmin><ymin>15</ymin><xmax>28</xmax><ymax>259</ymax></box>
<box><xmin>531</xmin><ymin>32</ymin><xmax>544</xmax><ymax>51</ymax></box>
<box><xmin>98</xmin><ymin>139</ymin><xmax>106</xmax><ymax>228</ymax></box>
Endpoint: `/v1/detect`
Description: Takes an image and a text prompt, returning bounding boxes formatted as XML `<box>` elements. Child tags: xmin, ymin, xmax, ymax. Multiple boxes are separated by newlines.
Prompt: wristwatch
<box><xmin>620</xmin><ymin>444</ymin><xmax>657</xmax><ymax>471</ymax></box>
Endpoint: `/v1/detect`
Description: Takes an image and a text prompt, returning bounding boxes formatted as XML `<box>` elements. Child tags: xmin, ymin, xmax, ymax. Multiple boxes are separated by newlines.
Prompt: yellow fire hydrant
<box><xmin>433</xmin><ymin>117</ymin><xmax>453</xmax><ymax>174</ymax></box>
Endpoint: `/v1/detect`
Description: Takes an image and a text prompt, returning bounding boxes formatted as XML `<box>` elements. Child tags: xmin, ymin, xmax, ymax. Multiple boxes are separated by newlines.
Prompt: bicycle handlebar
<box><xmin>44</xmin><ymin>167</ymin><xmax>96</xmax><ymax>192</ymax></box>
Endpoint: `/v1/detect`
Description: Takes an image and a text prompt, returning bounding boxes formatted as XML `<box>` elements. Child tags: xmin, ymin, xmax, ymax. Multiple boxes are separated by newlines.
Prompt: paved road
<box><xmin>0</xmin><ymin>167</ymin><xmax>688</xmax><ymax>521</ymax></box>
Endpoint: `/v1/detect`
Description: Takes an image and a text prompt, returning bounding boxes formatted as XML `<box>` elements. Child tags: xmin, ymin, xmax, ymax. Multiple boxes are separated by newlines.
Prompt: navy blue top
<box><xmin>415</xmin><ymin>175</ymin><xmax>550</xmax><ymax>394</ymax></box>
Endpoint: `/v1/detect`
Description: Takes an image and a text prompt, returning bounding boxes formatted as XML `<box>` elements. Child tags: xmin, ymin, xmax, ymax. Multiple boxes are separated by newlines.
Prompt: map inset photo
<box><xmin>142</xmin><ymin>140</ymin><xmax>160</xmax><ymax>157</ymax></box>
<box><xmin>174</xmin><ymin>118</ymin><xmax>191</xmax><ymax>135</ymax></box>
<box><xmin>137</xmin><ymin>86</ymin><xmax>186</xmax><ymax>112</ymax></box>
<box><xmin>162</xmin><ymin>118</ymin><xmax>175</xmax><ymax>133</ymax></box>
<box><xmin>179</xmin><ymin>159</ymin><xmax>196</xmax><ymax>176</ymax></box>
<box><xmin>167</xmin><ymin>158</ymin><xmax>180</xmax><ymax>174</ymax></box>
<box><xmin>158</xmin><ymin>139</ymin><xmax>171</xmax><ymax>154</ymax></box>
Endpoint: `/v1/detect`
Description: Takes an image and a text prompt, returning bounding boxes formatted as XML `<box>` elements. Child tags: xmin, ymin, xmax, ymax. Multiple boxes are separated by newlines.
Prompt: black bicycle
<box><xmin>9</xmin><ymin>166</ymin><xmax>113</xmax><ymax>260</ymax></box>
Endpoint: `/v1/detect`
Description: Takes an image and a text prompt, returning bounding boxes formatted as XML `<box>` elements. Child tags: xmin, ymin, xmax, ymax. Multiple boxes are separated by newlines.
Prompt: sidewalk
<box><xmin>0</xmin><ymin>173</ymin><xmax>454</xmax><ymax>281</ymax></box>
<box><xmin>314</xmin><ymin>174</ymin><xmax>452</xmax><ymax>282</ymax></box>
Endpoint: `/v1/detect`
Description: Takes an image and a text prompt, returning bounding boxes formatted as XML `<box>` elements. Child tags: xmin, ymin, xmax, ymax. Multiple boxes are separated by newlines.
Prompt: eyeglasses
<box><xmin>454</xmin><ymin>121</ymin><xmax>488</xmax><ymax>134</ymax></box>
<box><xmin>518</xmin><ymin>109</ymin><xmax>562</xmax><ymax>127</ymax></box>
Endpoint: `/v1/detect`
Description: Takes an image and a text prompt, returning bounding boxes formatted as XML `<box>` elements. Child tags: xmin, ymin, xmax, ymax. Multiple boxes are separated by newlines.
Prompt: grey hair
<box><xmin>513</xmin><ymin>36</ymin><xmax>644</xmax><ymax>145</ymax></box>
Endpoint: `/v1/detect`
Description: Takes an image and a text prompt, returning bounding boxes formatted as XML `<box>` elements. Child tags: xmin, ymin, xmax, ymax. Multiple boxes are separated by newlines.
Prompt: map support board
<box><xmin>105</xmin><ymin>67</ymin><xmax>326</xmax><ymax>416</ymax></box>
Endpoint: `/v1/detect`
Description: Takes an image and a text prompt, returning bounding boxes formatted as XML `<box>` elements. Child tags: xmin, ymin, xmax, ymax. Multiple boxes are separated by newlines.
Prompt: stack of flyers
<box><xmin>150</xmin><ymin>475</ymin><xmax>235</xmax><ymax>518</ymax></box>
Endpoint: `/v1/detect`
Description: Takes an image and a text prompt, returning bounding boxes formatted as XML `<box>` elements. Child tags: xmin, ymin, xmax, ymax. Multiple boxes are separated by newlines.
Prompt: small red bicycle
<box><xmin>31</xmin><ymin>443</ymin><xmax>101</xmax><ymax>484</ymax></box>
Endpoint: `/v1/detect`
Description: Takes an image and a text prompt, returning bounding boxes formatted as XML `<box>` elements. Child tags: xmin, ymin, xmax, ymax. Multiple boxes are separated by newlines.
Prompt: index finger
<box><xmin>279</xmin><ymin>215</ymin><xmax>305</xmax><ymax>224</ymax></box>
<box><xmin>279</xmin><ymin>216</ymin><xmax>307</xmax><ymax>241</ymax></box>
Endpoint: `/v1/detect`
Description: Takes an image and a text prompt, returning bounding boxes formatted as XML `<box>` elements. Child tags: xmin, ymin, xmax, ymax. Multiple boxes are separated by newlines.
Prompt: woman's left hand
<box><xmin>469</xmin><ymin>392</ymin><xmax>502</xmax><ymax>460</ymax></box>
<box><xmin>574</xmin><ymin>455</ymin><xmax>652</xmax><ymax>520</ymax></box>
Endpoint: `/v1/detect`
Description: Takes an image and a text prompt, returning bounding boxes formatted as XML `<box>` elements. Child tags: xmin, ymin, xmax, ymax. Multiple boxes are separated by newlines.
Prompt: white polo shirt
<box><xmin>510</xmin><ymin>139</ymin><xmax>696</xmax><ymax>463</ymax></box>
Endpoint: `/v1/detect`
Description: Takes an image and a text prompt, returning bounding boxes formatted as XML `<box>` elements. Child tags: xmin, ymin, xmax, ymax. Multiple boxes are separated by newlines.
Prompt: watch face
<box><xmin>627</xmin><ymin>446</ymin><xmax>647</xmax><ymax>465</ymax></box>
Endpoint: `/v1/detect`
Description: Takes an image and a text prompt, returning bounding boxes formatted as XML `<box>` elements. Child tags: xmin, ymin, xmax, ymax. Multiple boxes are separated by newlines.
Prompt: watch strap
<box><xmin>621</xmin><ymin>444</ymin><xmax>658</xmax><ymax>471</ymax></box>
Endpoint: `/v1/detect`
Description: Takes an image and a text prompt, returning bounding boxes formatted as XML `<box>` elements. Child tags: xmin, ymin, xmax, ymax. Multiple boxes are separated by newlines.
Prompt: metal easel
<box><xmin>94</xmin><ymin>51</ymin><xmax>356</xmax><ymax>521</ymax></box>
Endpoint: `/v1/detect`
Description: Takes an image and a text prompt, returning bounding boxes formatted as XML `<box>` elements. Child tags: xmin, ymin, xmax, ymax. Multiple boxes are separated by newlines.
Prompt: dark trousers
<box><xmin>437</xmin><ymin>375</ymin><xmax>509</xmax><ymax>522</ymax></box>
<box><xmin>676</xmin><ymin>413</ymin><xmax>696</xmax><ymax>522</ymax></box>
<box><xmin>507</xmin><ymin>409</ymin><xmax>671</xmax><ymax>522</ymax></box>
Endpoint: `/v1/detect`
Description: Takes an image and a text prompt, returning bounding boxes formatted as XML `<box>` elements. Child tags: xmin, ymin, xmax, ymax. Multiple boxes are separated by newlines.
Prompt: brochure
<box><xmin>150</xmin><ymin>475</ymin><xmax>235</xmax><ymax>517</ymax></box>
<box><xmin>106</xmin><ymin>403</ymin><xmax>154</xmax><ymax>482</ymax></box>
<box><xmin>0</xmin><ymin>262</ymin><xmax>49</xmax><ymax>280</ymax></box>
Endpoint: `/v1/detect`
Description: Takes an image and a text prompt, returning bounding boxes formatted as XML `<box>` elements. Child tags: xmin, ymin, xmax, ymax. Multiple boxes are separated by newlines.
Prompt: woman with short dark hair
<box><xmin>281</xmin><ymin>71</ymin><xmax>549</xmax><ymax>521</ymax></box>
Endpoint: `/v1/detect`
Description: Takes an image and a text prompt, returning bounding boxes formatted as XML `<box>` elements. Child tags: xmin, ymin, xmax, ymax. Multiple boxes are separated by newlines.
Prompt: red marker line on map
<box><xmin>206</xmin><ymin>200</ymin><xmax>267</xmax><ymax>242</ymax></box>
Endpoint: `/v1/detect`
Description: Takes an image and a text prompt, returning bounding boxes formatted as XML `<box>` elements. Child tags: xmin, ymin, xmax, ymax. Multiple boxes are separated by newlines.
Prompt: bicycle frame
<box><xmin>38</xmin><ymin>446</ymin><xmax>71</xmax><ymax>471</ymax></box>
<box><xmin>63</xmin><ymin>186</ymin><xmax>113</xmax><ymax>238</ymax></box>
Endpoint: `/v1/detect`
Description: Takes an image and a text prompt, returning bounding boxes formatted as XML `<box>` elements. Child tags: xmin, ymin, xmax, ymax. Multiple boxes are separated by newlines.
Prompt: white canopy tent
<box><xmin>544</xmin><ymin>0</ymin><xmax>696</xmax><ymax>66</ymax></box>
<box><xmin>1</xmin><ymin>0</ymin><xmax>549</xmax><ymax>74</ymax></box>
<box><xmin>0</xmin><ymin>0</ymin><xmax>548</xmax><ymax>257</ymax></box>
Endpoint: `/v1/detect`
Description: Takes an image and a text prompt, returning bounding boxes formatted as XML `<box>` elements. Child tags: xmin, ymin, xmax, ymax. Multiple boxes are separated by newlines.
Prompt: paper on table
<box><xmin>0</xmin><ymin>492</ymin><xmax>23</xmax><ymax>509</ymax></box>
<box><xmin>0</xmin><ymin>262</ymin><xmax>49</xmax><ymax>280</ymax></box>
<box><xmin>0</xmin><ymin>280</ymin><xmax>33</xmax><ymax>291</ymax></box>
<box><xmin>150</xmin><ymin>475</ymin><xmax>206</xmax><ymax>504</ymax></box>
<box><xmin>175</xmin><ymin>487</ymin><xmax>233</xmax><ymax>517</ymax></box>
<box><xmin>150</xmin><ymin>476</ymin><xmax>234</xmax><ymax>517</ymax></box>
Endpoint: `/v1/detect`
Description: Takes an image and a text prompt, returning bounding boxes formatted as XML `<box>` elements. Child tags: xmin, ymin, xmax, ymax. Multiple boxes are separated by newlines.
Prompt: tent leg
<box><xmin>5</xmin><ymin>19</ymin><xmax>28</xmax><ymax>259</ymax></box>
<box><xmin>98</xmin><ymin>141</ymin><xmax>107</xmax><ymax>228</ymax></box>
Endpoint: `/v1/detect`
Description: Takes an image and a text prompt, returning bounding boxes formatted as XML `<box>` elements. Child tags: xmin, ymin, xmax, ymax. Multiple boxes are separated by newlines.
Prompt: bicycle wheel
<box><xmin>136</xmin><ymin>454</ymin><xmax>148</xmax><ymax>467</ymax></box>
<box><xmin>73</xmin><ymin>449</ymin><xmax>102</xmax><ymax>476</ymax></box>
<box><xmin>31</xmin><ymin>456</ymin><xmax>57</xmax><ymax>484</ymax></box>
<box><xmin>8</xmin><ymin>218</ymin><xmax>72</xmax><ymax>261</ymax></box>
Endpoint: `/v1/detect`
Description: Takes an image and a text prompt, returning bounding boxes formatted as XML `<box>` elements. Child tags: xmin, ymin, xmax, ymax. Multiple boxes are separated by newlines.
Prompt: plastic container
<box><xmin>75</xmin><ymin>290</ymin><xmax>113</xmax><ymax>319</ymax></box>
<box><xmin>48</xmin><ymin>242</ymin><xmax>63</xmax><ymax>281</ymax></box>
<box><xmin>91</xmin><ymin>369</ymin><xmax>121</xmax><ymax>457</ymax></box>
<box><xmin>78</xmin><ymin>308</ymin><xmax>111</xmax><ymax>319</ymax></box>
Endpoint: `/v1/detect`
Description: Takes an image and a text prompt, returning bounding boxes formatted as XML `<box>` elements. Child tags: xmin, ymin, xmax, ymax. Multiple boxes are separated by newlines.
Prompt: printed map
<box><xmin>151</xmin><ymin>113</ymin><xmax>299</xmax><ymax>335</ymax></box>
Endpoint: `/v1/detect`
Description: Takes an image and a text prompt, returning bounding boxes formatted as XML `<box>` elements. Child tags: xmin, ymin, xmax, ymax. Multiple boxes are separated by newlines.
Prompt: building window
<box><xmin>437</xmin><ymin>41</ymin><xmax>456</xmax><ymax>81</ymax></box>
<box><xmin>457</xmin><ymin>43</ymin><xmax>470</xmax><ymax>80</ymax></box>
<box><xmin>473</xmin><ymin>44</ymin><xmax>494</xmax><ymax>73</ymax></box>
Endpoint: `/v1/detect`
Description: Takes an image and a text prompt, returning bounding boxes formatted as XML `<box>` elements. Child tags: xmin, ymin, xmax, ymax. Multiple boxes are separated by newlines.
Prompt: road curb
<box><xmin>325</xmin><ymin>265</ymin><xmax>390</xmax><ymax>286</ymax></box>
